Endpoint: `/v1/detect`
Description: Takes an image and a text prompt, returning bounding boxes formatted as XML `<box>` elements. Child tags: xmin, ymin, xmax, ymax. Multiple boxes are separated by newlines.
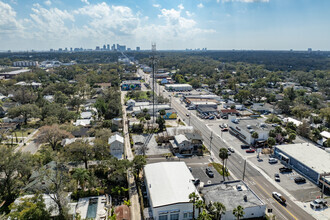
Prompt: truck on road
<box><xmin>272</xmin><ymin>192</ymin><xmax>286</xmax><ymax>204</ymax></box>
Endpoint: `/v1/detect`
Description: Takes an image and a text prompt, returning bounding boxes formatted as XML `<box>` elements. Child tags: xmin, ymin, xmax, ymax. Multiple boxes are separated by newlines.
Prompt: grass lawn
<box><xmin>210</xmin><ymin>162</ymin><xmax>230</xmax><ymax>177</ymax></box>
<box><xmin>10</xmin><ymin>129</ymin><xmax>34</xmax><ymax>137</ymax></box>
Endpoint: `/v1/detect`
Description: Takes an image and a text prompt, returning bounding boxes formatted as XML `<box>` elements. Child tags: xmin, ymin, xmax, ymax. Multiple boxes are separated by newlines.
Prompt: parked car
<box><xmin>268</xmin><ymin>158</ymin><xmax>278</xmax><ymax>164</ymax></box>
<box><xmin>186</xmin><ymin>113</ymin><xmax>190</xmax><ymax>117</ymax></box>
<box><xmin>272</xmin><ymin>192</ymin><xmax>286</xmax><ymax>204</ymax></box>
<box><xmin>246</xmin><ymin>148</ymin><xmax>255</xmax><ymax>153</ymax></box>
<box><xmin>205</xmin><ymin>167</ymin><xmax>214</xmax><ymax>178</ymax></box>
<box><xmin>236</xmin><ymin>185</ymin><xmax>242</xmax><ymax>191</ymax></box>
<box><xmin>241</xmin><ymin>144</ymin><xmax>250</xmax><ymax>149</ymax></box>
<box><xmin>279</xmin><ymin>167</ymin><xmax>292</xmax><ymax>173</ymax></box>
<box><xmin>228</xmin><ymin>147</ymin><xmax>235</xmax><ymax>153</ymax></box>
<box><xmin>294</xmin><ymin>177</ymin><xmax>306</xmax><ymax>183</ymax></box>
<box><xmin>192</xmin><ymin>178</ymin><xmax>200</xmax><ymax>186</ymax></box>
<box><xmin>227</xmin><ymin>150</ymin><xmax>231</xmax><ymax>155</ymax></box>
<box><xmin>274</xmin><ymin>173</ymin><xmax>280</xmax><ymax>182</ymax></box>
<box><xmin>209</xmin><ymin>116</ymin><xmax>215</xmax><ymax>120</ymax></box>
<box><xmin>310</xmin><ymin>199</ymin><xmax>327</xmax><ymax>209</ymax></box>
<box><xmin>219</xmin><ymin>124</ymin><xmax>224</xmax><ymax>128</ymax></box>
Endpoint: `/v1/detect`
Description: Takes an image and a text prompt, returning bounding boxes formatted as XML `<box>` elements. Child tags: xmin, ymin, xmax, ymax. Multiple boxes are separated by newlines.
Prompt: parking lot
<box><xmin>189</xmin><ymin>164</ymin><xmax>223</xmax><ymax>185</ymax></box>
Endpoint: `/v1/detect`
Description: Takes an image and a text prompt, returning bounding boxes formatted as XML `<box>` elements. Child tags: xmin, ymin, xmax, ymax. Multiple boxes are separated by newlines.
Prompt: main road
<box><xmin>144</xmin><ymin>69</ymin><xmax>313</xmax><ymax>220</ymax></box>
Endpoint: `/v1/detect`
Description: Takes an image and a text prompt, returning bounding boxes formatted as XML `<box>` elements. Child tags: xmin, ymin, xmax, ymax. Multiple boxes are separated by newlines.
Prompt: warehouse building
<box><xmin>274</xmin><ymin>143</ymin><xmax>330</xmax><ymax>187</ymax></box>
<box><xmin>202</xmin><ymin>180</ymin><xmax>266</xmax><ymax>220</ymax></box>
<box><xmin>144</xmin><ymin>162</ymin><xmax>199</xmax><ymax>220</ymax></box>
<box><xmin>228</xmin><ymin>115</ymin><xmax>271</xmax><ymax>145</ymax></box>
<box><xmin>165</xmin><ymin>84</ymin><xmax>192</xmax><ymax>91</ymax></box>
<box><xmin>132</xmin><ymin>104</ymin><xmax>171</xmax><ymax>115</ymax></box>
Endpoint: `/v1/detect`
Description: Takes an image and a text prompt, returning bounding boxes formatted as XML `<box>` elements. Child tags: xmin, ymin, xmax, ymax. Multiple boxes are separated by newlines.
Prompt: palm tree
<box><xmin>213</xmin><ymin>202</ymin><xmax>226</xmax><ymax>220</ymax></box>
<box><xmin>233</xmin><ymin>205</ymin><xmax>244</xmax><ymax>220</ymax></box>
<box><xmin>219</xmin><ymin>148</ymin><xmax>228</xmax><ymax>181</ymax></box>
<box><xmin>252</xmin><ymin>131</ymin><xmax>259</xmax><ymax>139</ymax></box>
<box><xmin>197</xmin><ymin>208</ymin><xmax>212</xmax><ymax>220</ymax></box>
<box><xmin>72</xmin><ymin>168</ymin><xmax>90</xmax><ymax>190</ymax></box>
<box><xmin>195</xmin><ymin>200</ymin><xmax>205</xmax><ymax>215</ymax></box>
<box><xmin>189</xmin><ymin>192</ymin><xmax>199</xmax><ymax>220</ymax></box>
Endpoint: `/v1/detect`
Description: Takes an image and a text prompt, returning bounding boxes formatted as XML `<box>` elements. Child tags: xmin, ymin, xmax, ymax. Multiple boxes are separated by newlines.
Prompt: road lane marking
<box><xmin>254</xmin><ymin>181</ymin><xmax>298</xmax><ymax>220</ymax></box>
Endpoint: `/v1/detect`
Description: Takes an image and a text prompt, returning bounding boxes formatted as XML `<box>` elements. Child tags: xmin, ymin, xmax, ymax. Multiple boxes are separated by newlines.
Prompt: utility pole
<box><xmin>151</xmin><ymin>43</ymin><xmax>157</xmax><ymax>127</ymax></box>
<box><xmin>209</xmin><ymin>132</ymin><xmax>213</xmax><ymax>157</ymax></box>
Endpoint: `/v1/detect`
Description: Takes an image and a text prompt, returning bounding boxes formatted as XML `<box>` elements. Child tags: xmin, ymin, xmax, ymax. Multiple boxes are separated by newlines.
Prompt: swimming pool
<box><xmin>86</xmin><ymin>198</ymin><xmax>98</xmax><ymax>219</ymax></box>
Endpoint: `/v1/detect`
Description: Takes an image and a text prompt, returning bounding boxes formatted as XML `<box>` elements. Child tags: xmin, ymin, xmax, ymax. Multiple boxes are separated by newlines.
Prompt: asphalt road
<box><xmin>144</xmin><ymin>70</ymin><xmax>314</xmax><ymax>220</ymax></box>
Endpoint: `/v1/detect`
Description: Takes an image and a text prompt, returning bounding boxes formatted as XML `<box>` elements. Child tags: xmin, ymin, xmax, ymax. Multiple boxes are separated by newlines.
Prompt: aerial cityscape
<box><xmin>0</xmin><ymin>0</ymin><xmax>330</xmax><ymax>220</ymax></box>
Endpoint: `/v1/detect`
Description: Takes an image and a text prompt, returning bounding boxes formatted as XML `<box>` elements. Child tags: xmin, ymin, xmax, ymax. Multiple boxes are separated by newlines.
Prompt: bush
<box><xmin>71</xmin><ymin>188</ymin><xmax>103</xmax><ymax>201</ymax></box>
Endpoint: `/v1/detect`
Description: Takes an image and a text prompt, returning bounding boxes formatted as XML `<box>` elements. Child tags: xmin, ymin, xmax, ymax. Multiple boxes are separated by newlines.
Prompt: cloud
<box><xmin>81</xmin><ymin>0</ymin><xmax>90</xmax><ymax>5</ymax></box>
<box><xmin>178</xmin><ymin>4</ymin><xmax>184</xmax><ymax>10</ymax></box>
<box><xmin>152</xmin><ymin>4</ymin><xmax>161</xmax><ymax>8</ymax></box>
<box><xmin>186</xmin><ymin>11</ymin><xmax>194</xmax><ymax>17</ymax></box>
<box><xmin>197</xmin><ymin>3</ymin><xmax>204</xmax><ymax>8</ymax></box>
<box><xmin>44</xmin><ymin>0</ymin><xmax>51</xmax><ymax>6</ymax></box>
<box><xmin>221</xmin><ymin>0</ymin><xmax>269</xmax><ymax>2</ymax></box>
<box><xmin>0</xmin><ymin>1</ymin><xmax>23</xmax><ymax>34</ymax></box>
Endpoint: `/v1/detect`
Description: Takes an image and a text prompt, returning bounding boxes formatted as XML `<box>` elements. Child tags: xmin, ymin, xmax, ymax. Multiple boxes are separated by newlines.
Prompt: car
<box><xmin>227</xmin><ymin>150</ymin><xmax>231</xmax><ymax>155</ymax></box>
<box><xmin>268</xmin><ymin>158</ymin><xmax>278</xmax><ymax>164</ymax></box>
<box><xmin>236</xmin><ymin>185</ymin><xmax>242</xmax><ymax>191</ymax></box>
<box><xmin>310</xmin><ymin>199</ymin><xmax>327</xmax><ymax>209</ymax></box>
<box><xmin>279</xmin><ymin>167</ymin><xmax>292</xmax><ymax>173</ymax></box>
<box><xmin>222</xmin><ymin>115</ymin><xmax>228</xmax><ymax>119</ymax></box>
<box><xmin>272</xmin><ymin>192</ymin><xmax>286</xmax><ymax>204</ymax></box>
<box><xmin>206</xmin><ymin>167</ymin><xmax>214</xmax><ymax>178</ymax></box>
<box><xmin>209</xmin><ymin>116</ymin><xmax>215</xmax><ymax>120</ymax></box>
<box><xmin>294</xmin><ymin>177</ymin><xmax>306</xmax><ymax>183</ymax></box>
<box><xmin>246</xmin><ymin>148</ymin><xmax>255</xmax><ymax>153</ymax></box>
<box><xmin>192</xmin><ymin>178</ymin><xmax>200</xmax><ymax>186</ymax></box>
<box><xmin>186</xmin><ymin>113</ymin><xmax>190</xmax><ymax>117</ymax></box>
<box><xmin>228</xmin><ymin>147</ymin><xmax>235</xmax><ymax>153</ymax></box>
<box><xmin>222</xmin><ymin>127</ymin><xmax>228</xmax><ymax>132</ymax></box>
<box><xmin>241</xmin><ymin>144</ymin><xmax>250</xmax><ymax>149</ymax></box>
<box><xmin>274</xmin><ymin>173</ymin><xmax>280</xmax><ymax>182</ymax></box>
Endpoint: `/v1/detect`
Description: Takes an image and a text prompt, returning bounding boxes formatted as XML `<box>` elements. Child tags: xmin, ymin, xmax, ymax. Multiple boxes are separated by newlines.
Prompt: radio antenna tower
<box><xmin>151</xmin><ymin>42</ymin><xmax>157</xmax><ymax>127</ymax></box>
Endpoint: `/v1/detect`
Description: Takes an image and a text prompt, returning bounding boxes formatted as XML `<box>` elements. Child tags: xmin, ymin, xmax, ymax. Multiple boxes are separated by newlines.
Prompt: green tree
<box><xmin>219</xmin><ymin>148</ymin><xmax>228</xmax><ymax>181</ymax></box>
<box><xmin>197</xmin><ymin>208</ymin><xmax>212</xmax><ymax>220</ymax></box>
<box><xmin>68</xmin><ymin>96</ymin><xmax>84</xmax><ymax>113</ymax></box>
<box><xmin>8</xmin><ymin>104</ymin><xmax>40</xmax><ymax>124</ymax></box>
<box><xmin>64</xmin><ymin>140</ymin><xmax>94</xmax><ymax>169</ymax></box>
<box><xmin>288</xmin><ymin>133</ymin><xmax>296</xmax><ymax>143</ymax></box>
<box><xmin>208</xmin><ymin>202</ymin><xmax>226</xmax><ymax>220</ymax></box>
<box><xmin>132</xmin><ymin>155</ymin><xmax>146</xmax><ymax>179</ymax></box>
<box><xmin>233</xmin><ymin>205</ymin><xmax>245</xmax><ymax>220</ymax></box>
<box><xmin>195</xmin><ymin>200</ymin><xmax>205</xmax><ymax>215</ymax></box>
<box><xmin>156</xmin><ymin>116</ymin><xmax>165</xmax><ymax>131</ymax></box>
<box><xmin>252</xmin><ymin>132</ymin><xmax>259</xmax><ymax>139</ymax></box>
<box><xmin>0</xmin><ymin>146</ymin><xmax>33</xmax><ymax>205</ymax></box>
<box><xmin>297</xmin><ymin>121</ymin><xmax>310</xmax><ymax>138</ymax></box>
<box><xmin>8</xmin><ymin>193</ymin><xmax>51</xmax><ymax>220</ymax></box>
<box><xmin>189</xmin><ymin>192</ymin><xmax>199</xmax><ymax>220</ymax></box>
<box><xmin>267</xmin><ymin>137</ymin><xmax>276</xmax><ymax>148</ymax></box>
<box><xmin>320</xmin><ymin>107</ymin><xmax>330</xmax><ymax>125</ymax></box>
<box><xmin>284</xmin><ymin>87</ymin><xmax>296</xmax><ymax>101</ymax></box>
<box><xmin>72</xmin><ymin>168</ymin><xmax>90</xmax><ymax>190</ymax></box>
<box><xmin>291</xmin><ymin>105</ymin><xmax>310</xmax><ymax>119</ymax></box>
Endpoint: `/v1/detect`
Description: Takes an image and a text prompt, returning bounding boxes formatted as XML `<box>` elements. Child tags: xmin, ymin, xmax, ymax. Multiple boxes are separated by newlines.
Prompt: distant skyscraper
<box><xmin>111</xmin><ymin>44</ymin><xmax>115</xmax><ymax>51</ymax></box>
<box><xmin>103</xmin><ymin>45</ymin><xmax>106</xmax><ymax>50</ymax></box>
<box><xmin>96</xmin><ymin>46</ymin><xmax>100</xmax><ymax>51</ymax></box>
<box><xmin>308</xmin><ymin>48</ymin><xmax>312</xmax><ymax>52</ymax></box>
<box><xmin>136</xmin><ymin>47</ymin><xmax>140</xmax><ymax>51</ymax></box>
<box><xmin>107</xmin><ymin>44</ymin><xmax>110</xmax><ymax>50</ymax></box>
<box><xmin>70</xmin><ymin>48</ymin><xmax>73</xmax><ymax>52</ymax></box>
<box><xmin>127</xmin><ymin>48</ymin><xmax>131</xmax><ymax>51</ymax></box>
<box><xmin>116</xmin><ymin>44</ymin><xmax>126</xmax><ymax>51</ymax></box>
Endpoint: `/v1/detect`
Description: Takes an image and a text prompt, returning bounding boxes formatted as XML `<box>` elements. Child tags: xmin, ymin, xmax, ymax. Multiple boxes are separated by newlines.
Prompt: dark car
<box><xmin>192</xmin><ymin>178</ymin><xmax>200</xmax><ymax>186</ymax></box>
<box><xmin>241</xmin><ymin>144</ymin><xmax>250</xmax><ymax>149</ymax></box>
<box><xmin>206</xmin><ymin>167</ymin><xmax>214</xmax><ymax>178</ymax></box>
<box><xmin>294</xmin><ymin>177</ymin><xmax>306</xmax><ymax>183</ymax></box>
<box><xmin>279</xmin><ymin>167</ymin><xmax>292</xmax><ymax>173</ymax></box>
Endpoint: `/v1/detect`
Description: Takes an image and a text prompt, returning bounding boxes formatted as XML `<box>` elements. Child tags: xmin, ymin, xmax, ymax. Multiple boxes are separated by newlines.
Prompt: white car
<box><xmin>269</xmin><ymin>158</ymin><xmax>278</xmax><ymax>164</ymax></box>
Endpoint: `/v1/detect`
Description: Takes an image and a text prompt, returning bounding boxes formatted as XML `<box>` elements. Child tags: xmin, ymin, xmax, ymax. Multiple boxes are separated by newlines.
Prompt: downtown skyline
<box><xmin>0</xmin><ymin>0</ymin><xmax>330</xmax><ymax>51</ymax></box>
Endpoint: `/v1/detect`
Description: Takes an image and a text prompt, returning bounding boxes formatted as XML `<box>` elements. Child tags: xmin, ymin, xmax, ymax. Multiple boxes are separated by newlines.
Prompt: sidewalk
<box><xmin>121</xmin><ymin>91</ymin><xmax>141</xmax><ymax>220</ymax></box>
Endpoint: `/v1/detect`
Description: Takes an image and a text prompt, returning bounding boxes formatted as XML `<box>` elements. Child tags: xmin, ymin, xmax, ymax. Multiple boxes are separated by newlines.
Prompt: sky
<box><xmin>0</xmin><ymin>0</ymin><xmax>329</xmax><ymax>51</ymax></box>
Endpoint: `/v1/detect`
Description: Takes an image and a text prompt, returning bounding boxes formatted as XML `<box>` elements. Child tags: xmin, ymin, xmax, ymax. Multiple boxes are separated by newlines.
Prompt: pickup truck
<box><xmin>279</xmin><ymin>167</ymin><xmax>292</xmax><ymax>173</ymax></box>
<box><xmin>272</xmin><ymin>192</ymin><xmax>286</xmax><ymax>204</ymax></box>
<box><xmin>241</xmin><ymin>144</ymin><xmax>250</xmax><ymax>149</ymax></box>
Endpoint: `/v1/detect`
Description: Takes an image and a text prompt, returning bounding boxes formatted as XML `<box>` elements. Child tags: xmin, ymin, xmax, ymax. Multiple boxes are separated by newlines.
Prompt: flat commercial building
<box><xmin>132</xmin><ymin>104</ymin><xmax>171</xmax><ymax>115</ymax></box>
<box><xmin>0</xmin><ymin>69</ymin><xmax>30</xmax><ymax>79</ymax></box>
<box><xmin>228</xmin><ymin>115</ymin><xmax>271</xmax><ymax>145</ymax></box>
<box><xmin>202</xmin><ymin>180</ymin><xmax>266</xmax><ymax>220</ymax></box>
<box><xmin>144</xmin><ymin>162</ymin><xmax>199</xmax><ymax>220</ymax></box>
<box><xmin>165</xmin><ymin>84</ymin><xmax>192</xmax><ymax>91</ymax></box>
<box><xmin>121</xmin><ymin>80</ymin><xmax>141</xmax><ymax>90</ymax></box>
<box><xmin>274</xmin><ymin>143</ymin><xmax>330</xmax><ymax>186</ymax></box>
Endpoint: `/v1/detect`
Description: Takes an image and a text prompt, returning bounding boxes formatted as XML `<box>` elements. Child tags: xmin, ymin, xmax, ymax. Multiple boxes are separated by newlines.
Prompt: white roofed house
<box><xmin>108</xmin><ymin>134</ymin><xmax>124</xmax><ymax>159</ymax></box>
<box><xmin>144</xmin><ymin>162</ymin><xmax>200</xmax><ymax>220</ymax></box>
<box><xmin>169</xmin><ymin>134</ymin><xmax>193</xmax><ymax>155</ymax></box>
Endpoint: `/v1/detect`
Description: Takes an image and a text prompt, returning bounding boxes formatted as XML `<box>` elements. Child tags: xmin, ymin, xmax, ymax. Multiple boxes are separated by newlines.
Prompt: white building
<box><xmin>228</xmin><ymin>115</ymin><xmax>271</xmax><ymax>145</ymax></box>
<box><xmin>170</xmin><ymin>134</ymin><xmax>193</xmax><ymax>154</ymax></box>
<box><xmin>108</xmin><ymin>134</ymin><xmax>124</xmax><ymax>159</ymax></box>
<box><xmin>202</xmin><ymin>180</ymin><xmax>266</xmax><ymax>220</ymax></box>
<box><xmin>144</xmin><ymin>162</ymin><xmax>199</xmax><ymax>220</ymax></box>
<box><xmin>13</xmin><ymin>61</ymin><xmax>39</xmax><ymax>67</ymax></box>
<box><xmin>132</xmin><ymin>104</ymin><xmax>171</xmax><ymax>115</ymax></box>
<box><xmin>165</xmin><ymin>84</ymin><xmax>192</xmax><ymax>91</ymax></box>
